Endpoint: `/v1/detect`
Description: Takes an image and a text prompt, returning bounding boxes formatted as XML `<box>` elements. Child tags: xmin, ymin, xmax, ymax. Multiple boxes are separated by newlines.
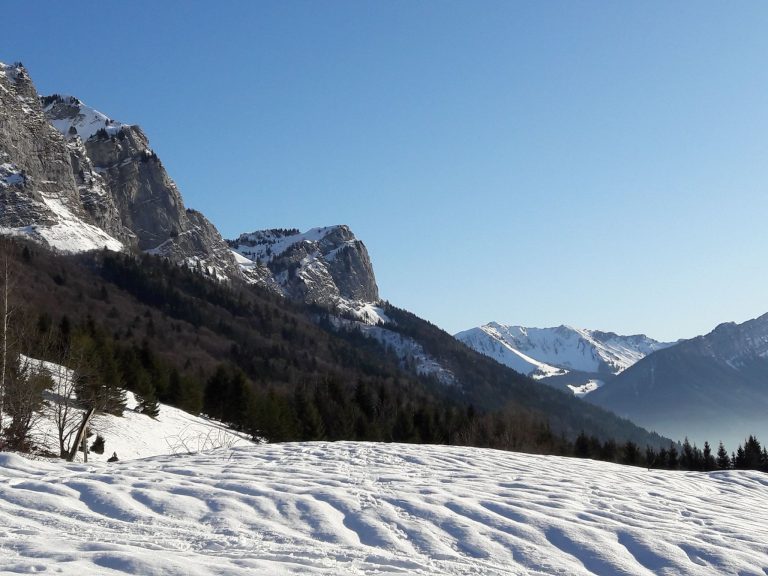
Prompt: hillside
<box><xmin>2</xmin><ymin>239</ymin><xmax>669</xmax><ymax>452</ymax></box>
<box><xmin>588</xmin><ymin>314</ymin><xmax>768</xmax><ymax>448</ymax></box>
<box><xmin>1</xmin><ymin>442</ymin><xmax>766</xmax><ymax>575</ymax></box>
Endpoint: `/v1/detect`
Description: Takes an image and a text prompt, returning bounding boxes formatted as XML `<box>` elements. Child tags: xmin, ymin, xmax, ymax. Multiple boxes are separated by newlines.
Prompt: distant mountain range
<box><xmin>457</xmin><ymin>317</ymin><xmax>768</xmax><ymax>448</ymax></box>
<box><xmin>455</xmin><ymin>322</ymin><xmax>672</xmax><ymax>394</ymax></box>
<box><xmin>587</xmin><ymin>314</ymin><xmax>768</xmax><ymax>448</ymax></box>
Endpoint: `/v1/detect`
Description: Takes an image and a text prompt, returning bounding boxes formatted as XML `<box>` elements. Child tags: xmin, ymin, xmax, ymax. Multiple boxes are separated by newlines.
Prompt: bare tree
<box><xmin>45</xmin><ymin>348</ymin><xmax>89</xmax><ymax>458</ymax></box>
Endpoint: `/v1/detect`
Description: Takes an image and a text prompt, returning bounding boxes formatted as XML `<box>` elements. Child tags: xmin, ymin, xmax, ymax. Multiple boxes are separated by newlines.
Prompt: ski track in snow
<box><xmin>0</xmin><ymin>442</ymin><xmax>766</xmax><ymax>575</ymax></box>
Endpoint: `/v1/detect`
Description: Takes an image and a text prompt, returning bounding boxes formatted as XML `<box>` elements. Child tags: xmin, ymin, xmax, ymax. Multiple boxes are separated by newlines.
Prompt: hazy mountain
<box><xmin>587</xmin><ymin>313</ymin><xmax>768</xmax><ymax>447</ymax></box>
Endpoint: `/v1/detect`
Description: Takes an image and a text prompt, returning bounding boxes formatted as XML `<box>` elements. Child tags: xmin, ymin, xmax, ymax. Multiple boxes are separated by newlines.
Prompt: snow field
<box><xmin>0</xmin><ymin>442</ymin><xmax>766</xmax><ymax>575</ymax></box>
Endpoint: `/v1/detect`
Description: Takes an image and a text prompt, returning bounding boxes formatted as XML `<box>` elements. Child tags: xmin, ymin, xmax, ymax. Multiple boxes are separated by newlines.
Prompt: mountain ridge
<box><xmin>456</xmin><ymin>321</ymin><xmax>672</xmax><ymax>384</ymax></box>
<box><xmin>587</xmin><ymin>311</ymin><xmax>768</xmax><ymax>447</ymax></box>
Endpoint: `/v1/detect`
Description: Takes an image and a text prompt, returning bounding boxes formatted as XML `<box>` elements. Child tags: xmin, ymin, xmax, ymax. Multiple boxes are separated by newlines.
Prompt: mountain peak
<box><xmin>41</xmin><ymin>94</ymin><xmax>127</xmax><ymax>142</ymax></box>
<box><xmin>229</xmin><ymin>224</ymin><xmax>379</xmax><ymax>310</ymax></box>
<box><xmin>457</xmin><ymin>322</ymin><xmax>672</xmax><ymax>381</ymax></box>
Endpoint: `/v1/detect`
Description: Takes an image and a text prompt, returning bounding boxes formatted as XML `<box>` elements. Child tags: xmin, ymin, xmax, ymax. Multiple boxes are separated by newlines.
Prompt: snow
<box><xmin>0</xmin><ymin>442</ymin><xmax>766</xmax><ymax>575</ymax></box>
<box><xmin>331</xmin><ymin>317</ymin><xmax>457</xmax><ymax>386</ymax></box>
<box><xmin>457</xmin><ymin>323</ymin><xmax>673</xmax><ymax>377</ymax></box>
<box><xmin>231</xmin><ymin>248</ymin><xmax>257</xmax><ymax>267</ymax></box>
<box><xmin>0</xmin><ymin>162</ymin><xmax>24</xmax><ymax>188</ymax></box>
<box><xmin>15</xmin><ymin>355</ymin><xmax>251</xmax><ymax>462</ymax></box>
<box><xmin>0</xmin><ymin>159</ymin><xmax>124</xmax><ymax>253</ymax></box>
<box><xmin>0</xmin><ymin>61</ymin><xmax>22</xmax><ymax>84</ymax></box>
<box><xmin>38</xmin><ymin>196</ymin><xmax>124</xmax><ymax>253</ymax></box>
<box><xmin>33</xmin><ymin>390</ymin><xmax>251</xmax><ymax>463</ymax></box>
<box><xmin>42</xmin><ymin>95</ymin><xmax>126</xmax><ymax>141</ymax></box>
<box><xmin>232</xmin><ymin>226</ymin><xmax>345</xmax><ymax>264</ymax></box>
<box><xmin>568</xmin><ymin>379</ymin><xmax>605</xmax><ymax>397</ymax></box>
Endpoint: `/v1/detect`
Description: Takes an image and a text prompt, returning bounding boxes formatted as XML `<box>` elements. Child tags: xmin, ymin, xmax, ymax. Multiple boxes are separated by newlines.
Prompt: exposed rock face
<box><xmin>0</xmin><ymin>64</ymin><xmax>124</xmax><ymax>251</ymax></box>
<box><xmin>1</xmin><ymin>62</ymin><xmax>375</xmax><ymax>299</ymax></box>
<box><xmin>230</xmin><ymin>225</ymin><xmax>379</xmax><ymax>307</ymax></box>
<box><xmin>42</xmin><ymin>94</ymin><xmax>239</xmax><ymax>279</ymax></box>
<box><xmin>0</xmin><ymin>63</ymin><xmax>238</xmax><ymax>279</ymax></box>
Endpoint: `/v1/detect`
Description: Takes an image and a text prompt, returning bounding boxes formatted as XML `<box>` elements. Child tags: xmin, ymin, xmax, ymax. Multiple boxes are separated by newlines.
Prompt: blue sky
<box><xmin>3</xmin><ymin>1</ymin><xmax>768</xmax><ymax>340</ymax></box>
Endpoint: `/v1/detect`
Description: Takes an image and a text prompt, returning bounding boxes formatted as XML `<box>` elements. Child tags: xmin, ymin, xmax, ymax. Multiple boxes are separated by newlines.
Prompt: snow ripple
<box><xmin>0</xmin><ymin>442</ymin><xmax>766</xmax><ymax>575</ymax></box>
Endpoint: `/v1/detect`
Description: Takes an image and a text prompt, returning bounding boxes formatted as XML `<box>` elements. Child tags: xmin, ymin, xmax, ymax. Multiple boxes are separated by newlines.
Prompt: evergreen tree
<box><xmin>743</xmin><ymin>435</ymin><xmax>762</xmax><ymax>469</ymax></box>
<box><xmin>667</xmin><ymin>444</ymin><xmax>679</xmax><ymax>470</ymax></box>
<box><xmin>681</xmin><ymin>437</ymin><xmax>695</xmax><ymax>470</ymax></box>
<box><xmin>734</xmin><ymin>445</ymin><xmax>747</xmax><ymax>469</ymax></box>
<box><xmin>574</xmin><ymin>431</ymin><xmax>590</xmax><ymax>458</ymax></box>
<box><xmin>645</xmin><ymin>446</ymin><xmax>658</xmax><ymax>468</ymax></box>
<box><xmin>622</xmin><ymin>441</ymin><xmax>641</xmax><ymax>466</ymax></box>
<box><xmin>702</xmin><ymin>441</ymin><xmax>716</xmax><ymax>471</ymax></box>
<box><xmin>716</xmin><ymin>442</ymin><xmax>730</xmax><ymax>470</ymax></box>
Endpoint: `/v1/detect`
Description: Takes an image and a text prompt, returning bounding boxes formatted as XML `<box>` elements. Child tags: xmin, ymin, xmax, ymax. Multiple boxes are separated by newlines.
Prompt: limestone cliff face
<box><xmin>0</xmin><ymin>64</ymin><xmax>124</xmax><ymax>251</ymax></box>
<box><xmin>0</xmin><ymin>63</ymin><xmax>76</xmax><ymax>226</ymax></box>
<box><xmin>43</xmin><ymin>94</ymin><xmax>239</xmax><ymax>279</ymax></box>
<box><xmin>77</xmin><ymin>125</ymin><xmax>183</xmax><ymax>251</ymax></box>
<box><xmin>230</xmin><ymin>225</ymin><xmax>379</xmax><ymax>307</ymax></box>
<box><xmin>2</xmin><ymin>63</ymin><xmax>378</xmax><ymax>301</ymax></box>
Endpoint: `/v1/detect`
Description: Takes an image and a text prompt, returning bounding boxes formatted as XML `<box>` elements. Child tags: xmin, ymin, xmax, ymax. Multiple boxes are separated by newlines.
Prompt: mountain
<box><xmin>0</xmin><ymin>61</ymin><xmax>671</xmax><ymax>451</ymax></box>
<box><xmin>587</xmin><ymin>313</ymin><xmax>768</xmax><ymax>448</ymax></box>
<box><xmin>0</xmin><ymin>63</ymin><xmax>237</xmax><ymax>279</ymax></box>
<box><xmin>229</xmin><ymin>225</ymin><xmax>383</xmax><ymax>322</ymax></box>
<box><xmin>456</xmin><ymin>322</ymin><xmax>672</xmax><ymax>394</ymax></box>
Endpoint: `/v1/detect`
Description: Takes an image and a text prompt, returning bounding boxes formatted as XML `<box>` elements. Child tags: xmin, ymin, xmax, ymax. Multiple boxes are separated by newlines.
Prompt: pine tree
<box><xmin>716</xmin><ymin>442</ymin><xmax>730</xmax><ymax>470</ymax></box>
<box><xmin>744</xmin><ymin>435</ymin><xmax>762</xmax><ymax>469</ymax></box>
<box><xmin>702</xmin><ymin>441</ymin><xmax>716</xmax><ymax>471</ymax></box>
<box><xmin>667</xmin><ymin>444</ymin><xmax>679</xmax><ymax>470</ymax></box>
<box><xmin>681</xmin><ymin>437</ymin><xmax>695</xmax><ymax>470</ymax></box>
<box><xmin>734</xmin><ymin>445</ymin><xmax>747</xmax><ymax>469</ymax></box>
<box><xmin>574</xmin><ymin>431</ymin><xmax>590</xmax><ymax>458</ymax></box>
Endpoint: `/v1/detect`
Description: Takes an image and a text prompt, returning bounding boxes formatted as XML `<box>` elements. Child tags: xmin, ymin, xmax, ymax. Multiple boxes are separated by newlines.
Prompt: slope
<box><xmin>1</xmin><ymin>442</ymin><xmax>766</xmax><ymax>575</ymax></box>
<box><xmin>587</xmin><ymin>314</ymin><xmax>768</xmax><ymax>447</ymax></box>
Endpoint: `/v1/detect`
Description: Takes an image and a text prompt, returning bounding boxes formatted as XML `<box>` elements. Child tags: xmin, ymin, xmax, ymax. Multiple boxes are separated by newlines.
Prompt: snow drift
<box><xmin>0</xmin><ymin>442</ymin><xmax>765</xmax><ymax>575</ymax></box>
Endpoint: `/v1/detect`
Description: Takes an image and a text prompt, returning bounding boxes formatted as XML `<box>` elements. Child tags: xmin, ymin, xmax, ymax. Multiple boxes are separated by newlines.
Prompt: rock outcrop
<box><xmin>230</xmin><ymin>225</ymin><xmax>380</xmax><ymax>310</ymax></box>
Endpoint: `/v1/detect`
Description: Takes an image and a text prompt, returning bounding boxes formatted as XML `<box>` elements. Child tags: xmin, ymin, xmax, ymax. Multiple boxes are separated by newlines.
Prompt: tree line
<box><xmin>572</xmin><ymin>431</ymin><xmax>768</xmax><ymax>472</ymax></box>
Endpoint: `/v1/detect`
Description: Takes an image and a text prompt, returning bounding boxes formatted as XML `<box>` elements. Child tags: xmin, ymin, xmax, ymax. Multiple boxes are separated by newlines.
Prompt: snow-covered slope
<box><xmin>41</xmin><ymin>95</ymin><xmax>126</xmax><ymax>142</ymax></box>
<box><xmin>18</xmin><ymin>355</ymin><xmax>250</xmax><ymax>463</ymax></box>
<box><xmin>31</xmin><ymin>390</ymin><xmax>250</xmax><ymax>463</ymax></box>
<box><xmin>456</xmin><ymin>322</ymin><xmax>672</xmax><ymax>378</ymax></box>
<box><xmin>0</xmin><ymin>442</ymin><xmax>766</xmax><ymax>575</ymax></box>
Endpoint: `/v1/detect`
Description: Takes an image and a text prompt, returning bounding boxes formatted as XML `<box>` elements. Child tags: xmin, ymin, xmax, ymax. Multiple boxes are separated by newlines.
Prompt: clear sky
<box><xmin>3</xmin><ymin>1</ymin><xmax>768</xmax><ymax>341</ymax></box>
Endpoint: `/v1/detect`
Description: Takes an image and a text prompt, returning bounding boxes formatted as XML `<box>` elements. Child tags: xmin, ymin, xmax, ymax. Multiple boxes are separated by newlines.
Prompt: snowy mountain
<box><xmin>0</xmin><ymin>61</ymin><xmax>678</xmax><ymax>448</ymax></box>
<box><xmin>456</xmin><ymin>322</ymin><xmax>672</xmax><ymax>393</ymax></box>
<box><xmin>1</xmin><ymin>441</ymin><xmax>766</xmax><ymax>575</ymax></box>
<box><xmin>230</xmin><ymin>225</ymin><xmax>383</xmax><ymax>321</ymax></box>
<box><xmin>588</xmin><ymin>312</ymin><xmax>768</xmax><ymax>448</ymax></box>
<box><xmin>0</xmin><ymin>62</ymin><xmax>238</xmax><ymax>279</ymax></box>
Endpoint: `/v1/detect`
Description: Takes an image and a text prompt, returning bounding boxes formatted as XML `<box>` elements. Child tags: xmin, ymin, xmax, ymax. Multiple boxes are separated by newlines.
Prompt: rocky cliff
<box><xmin>0</xmin><ymin>63</ymin><xmax>124</xmax><ymax>251</ymax></box>
<box><xmin>42</xmin><ymin>94</ymin><xmax>238</xmax><ymax>279</ymax></box>
<box><xmin>2</xmin><ymin>62</ymin><xmax>381</xmax><ymax>309</ymax></box>
<box><xmin>229</xmin><ymin>225</ymin><xmax>381</xmax><ymax>314</ymax></box>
